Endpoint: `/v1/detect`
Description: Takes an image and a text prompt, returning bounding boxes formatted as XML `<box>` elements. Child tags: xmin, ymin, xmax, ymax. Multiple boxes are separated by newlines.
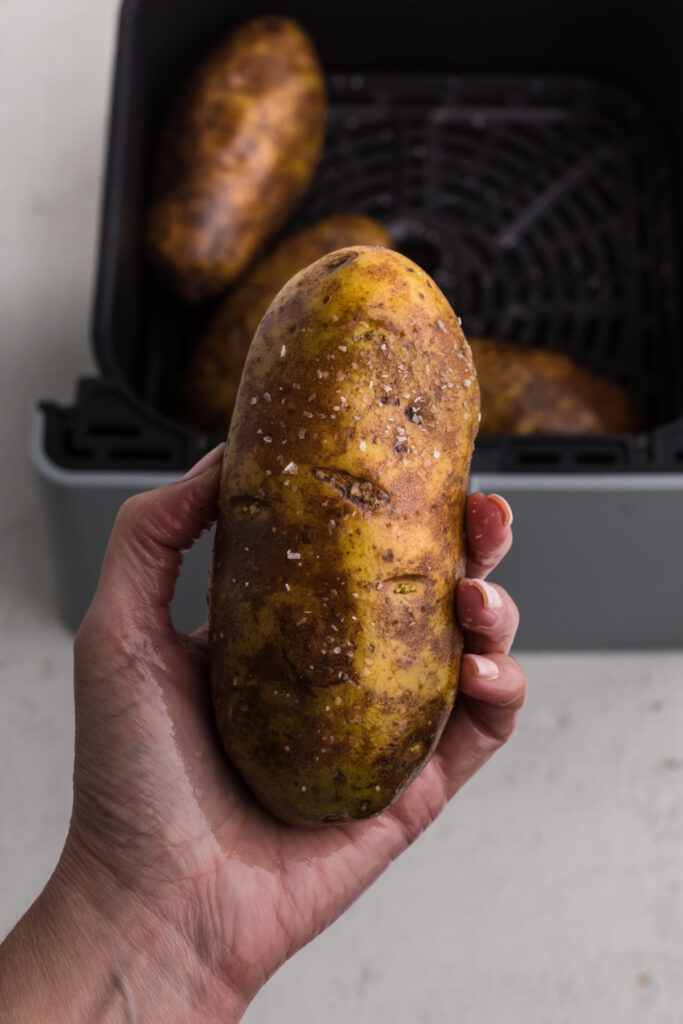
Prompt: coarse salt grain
<box><xmin>280</xmin><ymin>345</ymin><xmax>286</xmax><ymax>357</ymax></box>
<box><xmin>250</xmin><ymin>396</ymin><xmax>258</xmax><ymax>405</ymax></box>
<box><xmin>360</xmin><ymin>441</ymin><xmax>367</xmax><ymax>452</ymax></box>
<box><xmin>434</xmin><ymin>448</ymin><xmax>440</xmax><ymax>459</ymax></box>
<box><xmin>283</xmin><ymin>461</ymin><xmax>298</xmax><ymax>475</ymax></box>
<box><xmin>287</xmin><ymin>550</ymin><xmax>301</xmax><ymax>560</ymax></box>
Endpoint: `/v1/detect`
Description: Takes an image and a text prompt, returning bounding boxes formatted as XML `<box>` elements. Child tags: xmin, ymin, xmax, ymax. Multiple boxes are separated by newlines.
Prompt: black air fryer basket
<box><xmin>32</xmin><ymin>0</ymin><xmax>683</xmax><ymax>647</ymax></box>
<box><xmin>41</xmin><ymin>0</ymin><xmax>683</xmax><ymax>473</ymax></box>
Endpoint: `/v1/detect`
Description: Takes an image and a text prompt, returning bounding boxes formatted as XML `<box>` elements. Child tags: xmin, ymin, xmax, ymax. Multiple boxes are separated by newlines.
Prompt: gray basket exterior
<box><xmin>31</xmin><ymin>408</ymin><xmax>683</xmax><ymax>648</ymax></box>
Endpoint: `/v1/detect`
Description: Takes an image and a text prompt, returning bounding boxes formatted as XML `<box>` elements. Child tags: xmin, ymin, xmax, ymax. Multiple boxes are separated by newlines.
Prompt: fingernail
<box><xmin>464</xmin><ymin>654</ymin><xmax>500</xmax><ymax>679</ymax></box>
<box><xmin>464</xmin><ymin>579</ymin><xmax>503</xmax><ymax>610</ymax></box>
<box><xmin>182</xmin><ymin>443</ymin><xmax>225</xmax><ymax>481</ymax></box>
<box><xmin>489</xmin><ymin>493</ymin><xmax>513</xmax><ymax>527</ymax></box>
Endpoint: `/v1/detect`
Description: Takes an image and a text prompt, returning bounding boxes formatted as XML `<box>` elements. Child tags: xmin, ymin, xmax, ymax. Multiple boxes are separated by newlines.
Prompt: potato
<box><xmin>209</xmin><ymin>246</ymin><xmax>479</xmax><ymax>826</ymax></box>
<box><xmin>146</xmin><ymin>16</ymin><xmax>326</xmax><ymax>302</ymax></box>
<box><xmin>471</xmin><ymin>337</ymin><xmax>641</xmax><ymax>434</ymax></box>
<box><xmin>182</xmin><ymin>214</ymin><xmax>393</xmax><ymax>431</ymax></box>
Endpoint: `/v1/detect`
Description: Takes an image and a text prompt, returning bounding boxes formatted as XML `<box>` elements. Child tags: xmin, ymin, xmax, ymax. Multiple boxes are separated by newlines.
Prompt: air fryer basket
<box><xmin>41</xmin><ymin>0</ymin><xmax>683</xmax><ymax>473</ymax></box>
<box><xmin>33</xmin><ymin>0</ymin><xmax>683</xmax><ymax>647</ymax></box>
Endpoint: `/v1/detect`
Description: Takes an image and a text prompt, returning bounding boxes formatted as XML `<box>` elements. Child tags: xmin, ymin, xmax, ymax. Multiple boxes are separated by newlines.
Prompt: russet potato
<box><xmin>209</xmin><ymin>246</ymin><xmax>479</xmax><ymax>826</ymax></box>
<box><xmin>183</xmin><ymin>214</ymin><xmax>392</xmax><ymax>431</ymax></box>
<box><xmin>471</xmin><ymin>337</ymin><xmax>640</xmax><ymax>434</ymax></box>
<box><xmin>147</xmin><ymin>16</ymin><xmax>326</xmax><ymax>302</ymax></box>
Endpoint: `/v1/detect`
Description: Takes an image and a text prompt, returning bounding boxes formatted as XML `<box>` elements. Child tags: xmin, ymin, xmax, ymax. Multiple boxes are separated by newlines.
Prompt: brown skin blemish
<box><xmin>311</xmin><ymin>467</ymin><xmax>391</xmax><ymax>512</ymax></box>
<box><xmin>323</xmin><ymin>250</ymin><xmax>359</xmax><ymax>273</ymax></box>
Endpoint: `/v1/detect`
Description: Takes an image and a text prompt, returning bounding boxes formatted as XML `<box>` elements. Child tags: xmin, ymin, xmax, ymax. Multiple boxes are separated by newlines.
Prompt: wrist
<box><xmin>0</xmin><ymin>838</ymin><xmax>248</xmax><ymax>1024</ymax></box>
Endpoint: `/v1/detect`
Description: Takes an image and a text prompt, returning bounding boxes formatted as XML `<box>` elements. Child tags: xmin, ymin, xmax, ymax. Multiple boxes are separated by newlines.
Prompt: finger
<box><xmin>457</xmin><ymin>578</ymin><xmax>520</xmax><ymax>655</ymax></box>
<box><xmin>459</xmin><ymin>652</ymin><xmax>526</xmax><ymax>711</ymax></box>
<box><xmin>88</xmin><ymin>443</ymin><xmax>225</xmax><ymax>629</ymax></box>
<box><xmin>189</xmin><ymin>620</ymin><xmax>210</xmax><ymax>656</ymax></box>
<box><xmin>191</xmin><ymin>620</ymin><xmax>209</xmax><ymax>642</ymax></box>
<box><xmin>465</xmin><ymin>492</ymin><xmax>513</xmax><ymax>579</ymax></box>
<box><xmin>433</xmin><ymin>653</ymin><xmax>527</xmax><ymax>798</ymax></box>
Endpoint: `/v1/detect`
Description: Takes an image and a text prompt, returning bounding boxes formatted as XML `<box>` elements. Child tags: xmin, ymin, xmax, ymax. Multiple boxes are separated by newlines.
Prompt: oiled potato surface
<box><xmin>471</xmin><ymin>337</ymin><xmax>640</xmax><ymax>434</ymax></box>
<box><xmin>183</xmin><ymin>214</ymin><xmax>392</xmax><ymax>431</ymax></box>
<box><xmin>147</xmin><ymin>17</ymin><xmax>326</xmax><ymax>302</ymax></box>
<box><xmin>210</xmin><ymin>246</ymin><xmax>479</xmax><ymax>826</ymax></box>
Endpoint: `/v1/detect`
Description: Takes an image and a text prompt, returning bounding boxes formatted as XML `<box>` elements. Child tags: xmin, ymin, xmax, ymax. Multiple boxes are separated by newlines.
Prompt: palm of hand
<box><xmin>68</xmin><ymin>461</ymin><xmax>522</xmax><ymax>1005</ymax></box>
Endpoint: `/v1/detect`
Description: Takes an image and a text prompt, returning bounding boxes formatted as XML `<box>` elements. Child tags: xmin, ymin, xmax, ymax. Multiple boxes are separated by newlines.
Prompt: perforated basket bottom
<box><xmin>45</xmin><ymin>73</ymin><xmax>683</xmax><ymax>471</ymax></box>
<box><xmin>294</xmin><ymin>74</ymin><xmax>680</xmax><ymax>426</ymax></box>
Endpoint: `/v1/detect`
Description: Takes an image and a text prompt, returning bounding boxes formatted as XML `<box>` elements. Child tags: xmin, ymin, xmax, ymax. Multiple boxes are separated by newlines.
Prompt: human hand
<box><xmin>3</xmin><ymin>444</ymin><xmax>525</xmax><ymax>1023</ymax></box>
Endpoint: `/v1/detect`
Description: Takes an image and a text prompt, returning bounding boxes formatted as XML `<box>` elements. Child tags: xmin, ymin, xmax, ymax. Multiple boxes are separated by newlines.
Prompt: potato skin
<box><xmin>146</xmin><ymin>17</ymin><xmax>326</xmax><ymax>302</ymax></box>
<box><xmin>183</xmin><ymin>214</ymin><xmax>392</xmax><ymax>431</ymax></box>
<box><xmin>471</xmin><ymin>337</ymin><xmax>640</xmax><ymax>435</ymax></box>
<box><xmin>209</xmin><ymin>246</ymin><xmax>479</xmax><ymax>827</ymax></box>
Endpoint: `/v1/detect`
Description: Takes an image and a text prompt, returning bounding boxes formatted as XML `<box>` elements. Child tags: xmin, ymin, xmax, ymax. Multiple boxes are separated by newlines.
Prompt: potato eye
<box><xmin>323</xmin><ymin>250</ymin><xmax>358</xmax><ymax>273</ymax></box>
<box><xmin>311</xmin><ymin>467</ymin><xmax>390</xmax><ymax>512</ymax></box>
<box><xmin>231</xmin><ymin>496</ymin><xmax>269</xmax><ymax>516</ymax></box>
<box><xmin>387</xmin><ymin>573</ymin><xmax>430</xmax><ymax>595</ymax></box>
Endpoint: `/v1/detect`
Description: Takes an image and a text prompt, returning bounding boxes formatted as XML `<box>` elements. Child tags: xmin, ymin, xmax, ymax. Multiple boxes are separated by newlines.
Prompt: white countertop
<box><xmin>1</xmin><ymin>3</ymin><xmax>682</xmax><ymax>1021</ymax></box>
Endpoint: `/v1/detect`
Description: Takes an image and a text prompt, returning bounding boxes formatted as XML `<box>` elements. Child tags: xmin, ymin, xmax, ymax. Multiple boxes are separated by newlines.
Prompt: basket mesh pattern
<box><xmin>45</xmin><ymin>74</ymin><xmax>682</xmax><ymax>470</ymax></box>
<box><xmin>295</xmin><ymin>74</ymin><xmax>680</xmax><ymax>429</ymax></box>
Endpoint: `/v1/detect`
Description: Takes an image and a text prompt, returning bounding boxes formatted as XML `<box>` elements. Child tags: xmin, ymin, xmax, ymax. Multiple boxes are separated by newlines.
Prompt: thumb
<box><xmin>81</xmin><ymin>443</ymin><xmax>225</xmax><ymax>643</ymax></box>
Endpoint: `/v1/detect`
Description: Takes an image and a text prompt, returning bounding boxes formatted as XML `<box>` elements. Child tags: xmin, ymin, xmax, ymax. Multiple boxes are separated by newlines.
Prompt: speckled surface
<box><xmin>1</xmin><ymin>3</ymin><xmax>682</xmax><ymax>1021</ymax></box>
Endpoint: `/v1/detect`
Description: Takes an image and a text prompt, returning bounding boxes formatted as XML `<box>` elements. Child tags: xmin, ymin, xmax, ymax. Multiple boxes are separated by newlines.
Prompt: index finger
<box><xmin>465</xmin><ymin>492</ymin><xmax>513</xmax><ymax>579</ymax></box>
